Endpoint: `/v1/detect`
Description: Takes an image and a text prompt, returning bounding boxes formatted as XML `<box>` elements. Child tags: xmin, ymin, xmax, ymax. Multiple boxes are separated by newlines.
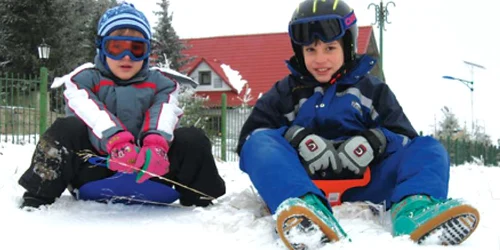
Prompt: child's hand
<box><xmin>337</xmin><ymin>128</ymin><xmax>386</xmax><ymax>175</ymax></box>
<box><xmin>284</xmin><ymin>125</ymin><xmax>343</xmax><ymax>175</ymax></box>
<box><xmin>337</xmin><ymin>135</ymin><xmax>373</xmax><ymax>175</ymax></box>
<box><xmin>135</xmin><ymin>134</ymin><xmax>170</xmax><ymax>183</ymax></box>
<box><xmin>105</xmin><ymin>131</ymin><xmax>138</xmax><ymax>173</ymax></box>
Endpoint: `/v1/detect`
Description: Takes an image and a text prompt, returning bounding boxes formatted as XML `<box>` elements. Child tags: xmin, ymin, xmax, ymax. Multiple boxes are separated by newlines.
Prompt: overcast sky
<box><xmin>128</xmin><ymin>0</ymin><xmax>500</xmax><ymax>143</ymax></box>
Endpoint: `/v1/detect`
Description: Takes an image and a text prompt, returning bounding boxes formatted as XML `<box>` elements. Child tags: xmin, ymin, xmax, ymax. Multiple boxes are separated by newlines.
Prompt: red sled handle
<box><xmin>312</xmin><ymin>167</ymin><xmax>371</xmax><ymax>207</ymax></box>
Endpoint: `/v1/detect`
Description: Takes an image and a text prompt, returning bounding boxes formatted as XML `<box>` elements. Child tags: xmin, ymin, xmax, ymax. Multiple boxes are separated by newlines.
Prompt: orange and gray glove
<box><xmin>337</xmin><ymin>128</ymin><xmax>387</xmax><ymax>175</ymax></box>
<box><xmin>284</xmin><ymin>125</ymin><xmax>343</xmax><ymax>176</ymax></box>
<box><xmin>134</xmin><ymin>134</ymin><xmax>170</xmax><ymax>183</ymax></box>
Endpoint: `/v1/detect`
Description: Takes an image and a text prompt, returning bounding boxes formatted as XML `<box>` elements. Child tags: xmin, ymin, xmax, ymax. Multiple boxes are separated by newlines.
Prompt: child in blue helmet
<box><xmin>237</xmin><ymin>0</ymin><xmax>479</xmax><ymax>248</ymax></box>
<box><xmin>18</xmin><ymin>2</ymin><xmax>225</xmax><ymax>209</ymax></box>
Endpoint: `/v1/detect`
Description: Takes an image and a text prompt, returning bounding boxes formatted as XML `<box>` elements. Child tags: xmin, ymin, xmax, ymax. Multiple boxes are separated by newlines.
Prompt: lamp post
<box><xmin>368</xmin><ymin>0</ymin><xmax>395</xmax><ymax>71</ymax></box>
<box><xmin>38</xmin><ymin>40</ymin><xmax>50</xmax><ymax>135</ymax></box>
<box><xmin>442</xmin><ymin>75</ymin><xmax>474</xmax><ymax>131</ymax></box>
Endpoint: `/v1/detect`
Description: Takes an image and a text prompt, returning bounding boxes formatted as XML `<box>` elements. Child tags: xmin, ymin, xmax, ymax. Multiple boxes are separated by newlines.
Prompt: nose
<box><xmin>314</xmin><ymin>51</ymin><xmax>328</xmax><ymax>64</ymax></box>
<box><xmin>122</xmin><ymin>55</ymin><xmax>132</xmax><ymax>61</ymax></box>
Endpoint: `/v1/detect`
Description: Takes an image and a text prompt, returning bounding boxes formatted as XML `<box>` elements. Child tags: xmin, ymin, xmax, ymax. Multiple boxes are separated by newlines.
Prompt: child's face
<box><xmin>302</xmin><ymin>40</ymin><xmax>344</xmax><ymax>83</ymax></box>
<box><xmin>106</xmin><ymin>29</ymin><xmax>145</xmax><ymax>80</ymax></box>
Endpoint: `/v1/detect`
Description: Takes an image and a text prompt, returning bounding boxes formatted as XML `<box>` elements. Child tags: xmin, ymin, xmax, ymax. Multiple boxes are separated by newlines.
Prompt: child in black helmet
<box><xmin>237</xmin><ymin>0</ymin><xmax>480</xmax><ymax>248</ymax></box>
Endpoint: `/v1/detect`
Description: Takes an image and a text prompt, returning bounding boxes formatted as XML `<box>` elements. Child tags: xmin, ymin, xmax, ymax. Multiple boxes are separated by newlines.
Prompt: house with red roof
<box><xmin>179</xmin><ymin>26</ymin><xmax>383</xmax><ymax>108</ymax></box>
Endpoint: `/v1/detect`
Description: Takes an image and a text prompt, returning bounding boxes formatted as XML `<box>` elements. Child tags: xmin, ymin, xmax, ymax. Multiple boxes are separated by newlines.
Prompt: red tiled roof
<box><xmin>357</xmin><ymin>26</ymin><xmax>372</xmax><ymax>56</ymax></box>
<box><xmin>181</xmin><ymin>26</ymin><xmax>374</xmax><ymax>107</ymax></box>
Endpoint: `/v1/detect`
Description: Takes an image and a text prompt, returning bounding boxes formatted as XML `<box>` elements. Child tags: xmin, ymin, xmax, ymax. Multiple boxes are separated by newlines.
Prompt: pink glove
<box><xmin>135</xmin><ymin>134</ymin><xmax>170</xmax><ymax>183</ymax></box>
<box><xmin>105</xmin><ymin>131</ymin><xmax>138</xmax><ymax>173</ymax></box>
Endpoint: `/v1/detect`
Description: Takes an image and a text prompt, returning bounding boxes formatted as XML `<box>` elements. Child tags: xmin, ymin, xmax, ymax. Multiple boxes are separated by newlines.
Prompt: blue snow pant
<box><xmin>239</xmin><ymin>128</ymin><xmax>450</xmax><ymax>214</ymax></box>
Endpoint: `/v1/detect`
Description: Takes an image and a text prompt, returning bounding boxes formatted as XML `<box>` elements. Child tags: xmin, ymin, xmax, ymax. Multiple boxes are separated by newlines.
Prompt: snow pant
<box><xmin>239</xmin><ymin>127</ymin><xmax>450</xmax><ymax>214</ymax></box>
<box><xmin>18</xmin><ymin>116</ymin><xmax>226</xmax><ymax>207</ymax></box>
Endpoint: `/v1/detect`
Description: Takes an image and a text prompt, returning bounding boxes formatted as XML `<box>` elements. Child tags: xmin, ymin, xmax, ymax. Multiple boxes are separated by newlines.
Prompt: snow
<box><xmin>1</xmin><ymin>142</ymin><xmax>499</xmax><ymax>249</ymax></box>
<box><xmin>50</xmin><ymin>63</ymin><xmax>95</xmax><ymax>89</ymax></box>
<box><xmin>221</xmin><ymin>63</ymin><xmax>248</xmax><ymax>94</ymax></box>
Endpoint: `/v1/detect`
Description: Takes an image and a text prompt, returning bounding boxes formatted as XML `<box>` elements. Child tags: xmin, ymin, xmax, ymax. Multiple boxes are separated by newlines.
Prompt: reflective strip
<box><xmin>64</xmin><ymin>81</ymin><xmax>115</xmax><ymax>139</ymax></box>
<box><xmin>370</xmin><ymin>107</ymin><xmax>379</xmax><ymax>121</ymax></box>
<box><xmin>285</xmin><ymin>111</ymin><xmax>295</xmax><ymax>122</ymax></box>
<box><xmin>337</xmin><ymin>87</ymin><xmax>379</xmax><ymax>121</ymax></box>
<box><xmin>400</xmin><ymin>134</ymin><xmax>409</xmax><ymax>146</ymax></box>
<box><xmin>314</xmin><ymin>86</ymin><xmax>324</xmax><ymax>94</ymax></box>
<box><xmin>298</xmin><ymin>98</ymin><xmax>307</xmax><ymax>108</ymax></box>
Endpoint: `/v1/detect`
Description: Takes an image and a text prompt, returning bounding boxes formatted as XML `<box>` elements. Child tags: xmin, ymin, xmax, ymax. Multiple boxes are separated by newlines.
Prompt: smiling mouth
<box><xmin>315</xmin><ymin>68</ymin><xmax>330</xmax><ymax>73</ymax></box>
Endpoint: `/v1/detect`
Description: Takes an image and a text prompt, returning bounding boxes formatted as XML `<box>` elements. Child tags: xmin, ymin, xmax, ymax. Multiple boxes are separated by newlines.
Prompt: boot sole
<box><xmin>411</xmin><ymin>204</ymin><xmax>480</xmax><ymax>245</ymax></box>
<box><xmin>276</xmin><ymin>205</ymin><xmax>339</xmax><ymax>250</ymax></box>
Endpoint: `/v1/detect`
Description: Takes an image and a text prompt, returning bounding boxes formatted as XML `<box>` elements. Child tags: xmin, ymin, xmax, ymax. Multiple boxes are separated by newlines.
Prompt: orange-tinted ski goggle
<box><xmin>101</xmin><ymin>36</ymin><xmax>150</xmax><ymax>61</ymax></box>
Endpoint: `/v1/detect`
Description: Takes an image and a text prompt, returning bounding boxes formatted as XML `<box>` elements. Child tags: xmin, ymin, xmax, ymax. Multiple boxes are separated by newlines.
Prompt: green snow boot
<box><xmin>391</xmin><ymin>195</ymin><xmax>480</xmax><ymax>245</ymax></box>
<box><xmin>275</xmin><ymin>194</ymin><xmax>347</xmax><ymax>250</ymax></box>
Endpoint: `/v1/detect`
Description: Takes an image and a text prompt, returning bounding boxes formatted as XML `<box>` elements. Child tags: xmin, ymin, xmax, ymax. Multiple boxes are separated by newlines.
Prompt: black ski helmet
<box><xmin>288</xmin><ymin>0</ymin><xmax>358</xmax><ymax>73</ymax></box>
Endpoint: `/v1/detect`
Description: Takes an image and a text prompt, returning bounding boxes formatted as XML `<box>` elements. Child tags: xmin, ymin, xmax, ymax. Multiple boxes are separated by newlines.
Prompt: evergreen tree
<box><xmin>436</xmin><ymin>106</ymin><xmax>466</xmax><ymax>140</ymax></box>
<box><xmin>177</xmin><ymin>85</ymin><xmax>209</xmax><ymax>128</ymax></box>
<box><xmin>50</xmin><ymin>0</ymin><xmax>118</xmax><ymax>76</ymax></box>
<box><xmin>0</xmin><ymin>0</ymin><xmax>57</xmax><ymax>75</ymax></box>
<box><xmin>152</xmin><ymin>0</ymin><xmax>193</xmax><ymax>71</ymax></box>
<box><xmin>49</xmin><ymin>0</ymin><xmax>117</xmax><ymax>113</ymax></box>
<box><xmin>0</xmin><ymin>0</ymin><xmax>117</xmax><ymax>76</ymax></box>
<box><xmin>436</xmin><ymin>106</ymin><xmax>492</xmax><ymax>145</ymax></box>
<box><xmin>471</xmin><ymin>121</ymin><xmax>492</xmax><ymax>146</ymax></box>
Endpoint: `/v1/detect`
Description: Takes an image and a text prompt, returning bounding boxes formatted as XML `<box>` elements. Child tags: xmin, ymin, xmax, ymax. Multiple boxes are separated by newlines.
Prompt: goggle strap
<box><xmin>95</xmin><ymin>36</ymin><xmax>103</xmax><ymax>48</ymax></box>
<box><xmin>343</xmin><ymin>11</ymin><xmax>357</xmax><ymax>29</ymax></box>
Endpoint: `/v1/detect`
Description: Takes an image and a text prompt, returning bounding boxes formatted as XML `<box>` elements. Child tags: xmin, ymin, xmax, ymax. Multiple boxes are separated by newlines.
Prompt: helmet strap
<box><xmin>328</xmin><ymin>65</ymin><xmax>347</xmax><ymax>85</ymax></box>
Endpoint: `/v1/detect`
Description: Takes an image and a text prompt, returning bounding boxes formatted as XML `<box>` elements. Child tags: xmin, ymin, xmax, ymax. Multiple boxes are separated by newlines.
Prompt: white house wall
<box><xmin>189</xmin><ymin>62</ymin><xmax>233</xmax><ymax>92</ymax></box>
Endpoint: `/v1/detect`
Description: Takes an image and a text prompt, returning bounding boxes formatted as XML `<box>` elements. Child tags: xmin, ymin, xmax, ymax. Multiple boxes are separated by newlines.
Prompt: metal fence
<box><xmin>203</xmin><ymin>95</ymin><xmax>251</xmax><ymax>162</ymax></box>
<box><xmin>0</xmin><ymin>72</ymin><xmax>64</xmax><ymax>144</ymax></box>
<box><xmin>437</xmin><ymin>136</ymin><xmax>499</xmax><ymax>166</ymax></box>
<box><xmin>1</xmin><ymin>72</ymin><xmax>499</xmax><ymax>165</ymax></box>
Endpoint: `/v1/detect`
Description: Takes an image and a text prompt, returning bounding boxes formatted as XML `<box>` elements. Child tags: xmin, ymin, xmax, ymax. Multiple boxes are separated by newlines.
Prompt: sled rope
<box><xmin>77</xmin><ymin>150</ymin><xmax>216</xmax><ymax>201</ymax></box>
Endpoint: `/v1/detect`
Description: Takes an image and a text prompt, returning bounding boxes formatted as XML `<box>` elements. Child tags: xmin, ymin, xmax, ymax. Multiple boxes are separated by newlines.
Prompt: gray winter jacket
<box><xmin>63</xmin><ymin>56</ymin><xmax>183</xmax><ymax>154</ymax></box>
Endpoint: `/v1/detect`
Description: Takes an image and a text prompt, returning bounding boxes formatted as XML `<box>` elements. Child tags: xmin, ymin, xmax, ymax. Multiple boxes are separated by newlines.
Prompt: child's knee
<box><xmin>174</xmin><ymin>127</ymin><xmax>212</xmax><ymax>148</ymax></box>
<box><xmin>245</xmin><ymin>127</ymin><xmax>287</xmax><ymax>146</ymax></box>
<box><xmin>411</xmin><ymin>136</ymin><xmax>448</xmax><ymax>154</ymax></box>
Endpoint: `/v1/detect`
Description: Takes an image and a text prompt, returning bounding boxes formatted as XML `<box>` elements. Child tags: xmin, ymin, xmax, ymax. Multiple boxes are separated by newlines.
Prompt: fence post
<box><xmin>39</xmin><ymin>66</ymin><xmax>48</xmax><ymax>135</ymax></box>
<box><xmin>221</xmin><ymin>93</ymin><xmax>227</xmax><ymax>161</ymax></box>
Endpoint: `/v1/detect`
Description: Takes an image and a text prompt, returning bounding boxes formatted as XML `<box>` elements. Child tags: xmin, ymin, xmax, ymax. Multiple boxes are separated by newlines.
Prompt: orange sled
<box><xmin>312</xmin><ymin>167</ymin><xmax>371</xmax><ymax>207</ymax></box>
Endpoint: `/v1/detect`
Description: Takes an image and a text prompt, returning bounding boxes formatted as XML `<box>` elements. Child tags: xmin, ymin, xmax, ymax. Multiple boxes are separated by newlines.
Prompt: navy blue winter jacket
<box><xmin>237</xmin><ymin>55</ymin><xmax>419</xmax><ymax>161</ymax></box>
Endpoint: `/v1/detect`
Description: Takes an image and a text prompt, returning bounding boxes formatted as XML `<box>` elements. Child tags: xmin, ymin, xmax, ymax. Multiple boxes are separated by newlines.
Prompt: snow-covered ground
<box><xmin>1</xmin><ymin>142</ymin><xmax>499</xmax><ymax>249</ymax></box>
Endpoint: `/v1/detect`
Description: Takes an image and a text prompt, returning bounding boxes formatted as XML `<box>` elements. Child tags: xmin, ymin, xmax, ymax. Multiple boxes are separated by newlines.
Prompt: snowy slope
<box><xmin>0</xmin><ymin>143</ymin><xmax>498</xmax><ymax>249</ymax></box>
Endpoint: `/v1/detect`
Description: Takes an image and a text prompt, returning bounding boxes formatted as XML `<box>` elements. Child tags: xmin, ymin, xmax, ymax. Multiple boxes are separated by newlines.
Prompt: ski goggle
<box><xmin>288</xmin><ymin>11</ymin><xmax>357</xmax><ymax>46</ymax></box>
<box><xmin>101</xmin><ymin>36</ymin><xmax>151</xmax><ymax>61</ymax></box>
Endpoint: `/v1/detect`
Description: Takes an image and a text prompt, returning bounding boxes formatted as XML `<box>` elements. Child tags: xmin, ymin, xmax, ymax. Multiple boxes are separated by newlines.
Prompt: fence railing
<box><xmin>1</xmin><ymin>73</ymin><xmax>499</xmax><ymax>165</ymax></box>
<box><xmin>437</xmin><ymin>136</ymin><xmax>499</xmax><ymax>166</ymax></box>
<box><xmin>0</xmin><ymin>72</ymin><xmax>65</xmax><ymax>144</ymax></box>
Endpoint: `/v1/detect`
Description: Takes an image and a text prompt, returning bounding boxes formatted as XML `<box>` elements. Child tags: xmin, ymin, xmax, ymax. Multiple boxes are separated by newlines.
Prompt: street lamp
<box><xmin>38</xmin><ymin>40</ymin><xmax>51</xmax><ymax>61</ymax></box>
<box><xmin>442</xmin><ymin>75</ymin><xmax>474</xmax><ymax>131</ymax></box>
<box><xmin>368</xmin><ymin>0</ymin><xmax>396</xmax><ymax>71</ymax></box>
<box><xmin>37</xmin><ymin>40</ymin><xmax>50</xmax><ymax>135</ymax></box>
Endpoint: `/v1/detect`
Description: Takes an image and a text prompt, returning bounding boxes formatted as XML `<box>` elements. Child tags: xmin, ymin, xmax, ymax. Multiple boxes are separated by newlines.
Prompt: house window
<box><xmin>199</xmin><ymin>71</ymin><xmax>211</xmax><ymax>86</ymax></box>
<box><xmin>214</xmin><ymin>76</ymin><xmax>222</xmax><ymax>88</ymax></box>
